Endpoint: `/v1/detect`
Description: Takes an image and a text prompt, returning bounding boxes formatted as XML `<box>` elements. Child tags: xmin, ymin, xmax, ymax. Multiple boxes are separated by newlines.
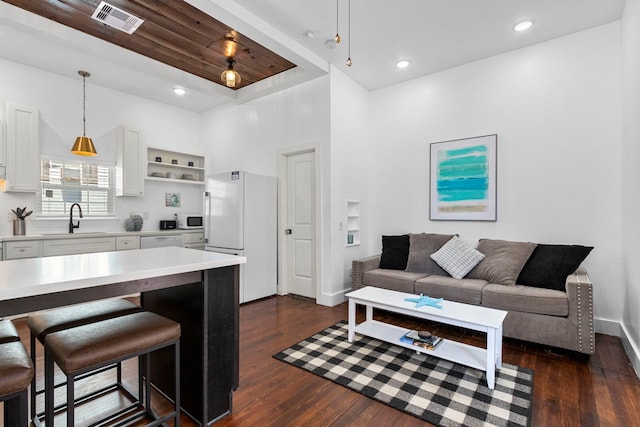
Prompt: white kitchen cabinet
<box><xmin>182</xmin><ymin>231</ymin><xmax>204</xmax><ymax>250</ymax></box>
<box><xmin>3</xmin><ymin>102</ymin><xmax>39</xmax><ymax>192</ymax></box>
<box><xmin>42</xmin><ymin>237</ymin><xmax>116</xmax><ymax>257</ymax></box>
<box><xmin>116</xmin><ymin>235</ymin><xmax>140</xmax><ymax>250</ymax></box>
<box><xmin>146</xmin><ymin>147</ymin><xmax>205</xmax><ymax>185</ymax></box>
<box><xmin>115</xmin><ymin>125</ymin><xmax>144</xmax><ymax>196</ymax></box>
<box><xmin>4</xmin><ymin>240</ymin><xmax>42</xmax><ymax>259</ymax></box>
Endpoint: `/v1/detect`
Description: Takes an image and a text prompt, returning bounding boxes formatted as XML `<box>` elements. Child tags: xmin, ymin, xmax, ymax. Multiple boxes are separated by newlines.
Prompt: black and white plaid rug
<box><xmin>273</xmin><ymin>321</ymin><xmax>533</xmax><ymax>427</ymax></box>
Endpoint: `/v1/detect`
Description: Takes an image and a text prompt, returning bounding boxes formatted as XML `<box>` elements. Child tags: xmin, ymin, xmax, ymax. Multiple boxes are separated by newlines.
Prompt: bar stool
<box><xmin>0</xmin><ymin>331</ymin><xmax>34</xmax><ymax>427</ymax></box>
<box><xmin>0</xmin><ymin>318</ymin><xmax>21</xmax><ymax>344</ymax></box>
<box><xmin>27</xmin><ymin>299</ymin><xmax>142</xmax><ymax>424</ymax></box>
<box><xmin>44</xmin><ymin>311</ymin><xmax>181</xmax><ymax>427</ymax></box>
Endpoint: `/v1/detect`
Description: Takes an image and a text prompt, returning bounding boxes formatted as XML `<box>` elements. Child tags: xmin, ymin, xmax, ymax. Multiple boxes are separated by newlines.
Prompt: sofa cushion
<box><xmin>467</xmin><ymin>239</ymin><xmax>537</xmax><ymax>286</ymax></box>
<box><xmin>430</xmin><ymin>236</ymin><xmax>485</xmax><ymax>279</ymax></box>
<box><xmin>378</xmin><ymin>235</ymin><xmax>410</xmax><ymax>270</ymax></box>
<box><xmin>363</xmin><ymin>269</ymin><xmax>428</xmax><ymax>294</ymax></box>
<box><xmin>481</xmin><ymin>283</ymin><xmax>569</xmax><ymax>316</ymax></box>
<box><xmin>415</xmin><ymin>276</ymin><xmax>488</xmax><ymax>305</ymax></box>
<box><xmin>517</xmin><ymin>244</ymin><xmax>593</xmax><ymax>291</ymax></box>
<box><xmin>405</xmin><ymin>233</ymin><xmax>456</xmax><ymax>275</ymax></box>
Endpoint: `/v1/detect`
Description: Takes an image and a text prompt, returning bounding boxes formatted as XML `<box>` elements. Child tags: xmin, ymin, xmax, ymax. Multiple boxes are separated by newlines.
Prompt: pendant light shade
<box><xmin>71</xmin><ymin>70</ymin><xmax>97</xmax><ymax>156</ymax></box>
<box><xmin>221</xmin><ymin>59</ymin><xmax>241</xmax><ymax>88</ymax></box>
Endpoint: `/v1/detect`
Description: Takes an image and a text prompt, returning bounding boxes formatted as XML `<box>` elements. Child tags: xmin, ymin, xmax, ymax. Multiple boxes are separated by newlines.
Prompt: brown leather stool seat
<box><xmin>44</xmin><ymin>311</ymin><xmax>181</xmax><ymax>427</ymax></box>
<box><xmin>0</xmin><ymin>336</ymin><xmax>34</xmax><ymax>426</ymax></box>
<box><xmin>0</xmin><ymin>319</ymin><xmax>21</xmax><ymax>344</ymax></box>
<box><xmin>27</xmin><ymin>298</ymin><xmax>142</xmax><ymax>424</ymax></box>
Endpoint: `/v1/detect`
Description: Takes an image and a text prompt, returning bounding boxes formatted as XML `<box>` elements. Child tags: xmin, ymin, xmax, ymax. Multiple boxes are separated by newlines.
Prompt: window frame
<box><xmin>38</xmin><ymin>156</ymin><xmax>117</xmax><ymax>218</ymax></box>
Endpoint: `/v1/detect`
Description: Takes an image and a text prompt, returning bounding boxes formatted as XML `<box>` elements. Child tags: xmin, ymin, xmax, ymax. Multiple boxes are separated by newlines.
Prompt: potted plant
<box><xmin>11</xmin><ymin>206</ymin><xmax>32</xmax><ymax>235</ymax></box>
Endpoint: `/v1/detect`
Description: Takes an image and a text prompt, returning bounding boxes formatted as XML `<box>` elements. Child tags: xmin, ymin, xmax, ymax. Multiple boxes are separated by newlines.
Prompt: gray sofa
<box><xmin>351</xmin><ymin>234</ymin><xmax>595</xmax><ymax>355</ymax></box>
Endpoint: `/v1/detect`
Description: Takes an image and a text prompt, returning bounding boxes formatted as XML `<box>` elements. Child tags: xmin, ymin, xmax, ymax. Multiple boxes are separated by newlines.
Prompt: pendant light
<box><xmin>71</xmin><ymin>71</ymin><xmax>97</xmax><ymax>156</ymax></box>
<box><xmin>221</xmin><ymin>58</ymin><xmax>241</xmax><ymax>88</ymax></box>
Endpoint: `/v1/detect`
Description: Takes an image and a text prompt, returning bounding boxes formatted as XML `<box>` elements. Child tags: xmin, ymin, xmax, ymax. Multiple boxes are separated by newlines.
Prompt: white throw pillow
<box><xmin>430</xmin><ymin>236</ymin><xmax>485</xmax><ymax>279</ymax></box>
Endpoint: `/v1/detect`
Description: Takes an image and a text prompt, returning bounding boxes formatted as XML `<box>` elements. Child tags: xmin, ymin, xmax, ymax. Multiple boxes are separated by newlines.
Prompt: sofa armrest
<box><xmin>351</xmin><ymin>255</ymin><xmax>381</xmax><ymax>291</ymax></box>
<box><xmin>566</xmin><ymin>268</ymin><xmax>595</xmax><ymax>354</ymax></box>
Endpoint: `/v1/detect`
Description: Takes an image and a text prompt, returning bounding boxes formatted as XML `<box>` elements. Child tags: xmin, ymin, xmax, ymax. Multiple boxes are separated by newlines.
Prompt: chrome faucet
<box><xmin>69</xmin><ymin>203</ymin><xmax>83</xmax><ymax>233</ymax></box>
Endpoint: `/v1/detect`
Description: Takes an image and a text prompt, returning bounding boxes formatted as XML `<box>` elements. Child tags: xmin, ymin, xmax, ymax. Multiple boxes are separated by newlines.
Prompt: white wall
<box><xmin>621</xmin><ymin>0</ymin><xmax>640</xmax><ymax>373</ymax></box>
<box><xmin>0</xmin><ymin>60</ymin><xmax>204</xmax><ymax>235</ymax></box>
<box><xmin>366</xmin><ymin>23</ymin><xmax>623</xmax><ymax>324</ymax></box>
<box><xmin>329</xmin><ymin>66</ymin><xmax>374</xmax><ymax>300</ymax></box>
<box><xmin>200</xmin><ymin>75</ymin><xmax>332</xmax><ymax>301</ymax></box>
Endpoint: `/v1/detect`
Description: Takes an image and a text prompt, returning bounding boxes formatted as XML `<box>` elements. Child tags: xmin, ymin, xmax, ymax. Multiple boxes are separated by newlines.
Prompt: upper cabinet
<box><xmin>146</xmin><ymin>147</ymin><xmax>205</xmax><ymax>185</ymax></box>
<box><xmin>3</xmin><ymin>102</ymin><xmax>39</xmax><ymax>192</ymax></box>
<box><xmin>116</xmin><ymin>125</ymin><xmax>145</xmax><ymax>196</ymax></box>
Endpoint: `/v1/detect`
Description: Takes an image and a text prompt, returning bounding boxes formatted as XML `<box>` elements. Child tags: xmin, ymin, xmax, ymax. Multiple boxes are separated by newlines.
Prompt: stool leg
<box><xmin>30</xmin><ymin>333</ymin><xmax>37</xmax><ymax>421</ymax></box>
<box><xmin>144</xmin><ymin>352</ymin><xmax>151</xmax><ymax>415</ymax></box>
<box><xmin>4</xmin><ymin>389</ymin><xmax>29</xmax><ymax>427</ymax></box>
<box><xmin>175</xmin><ymin>340</ymin><xmax>181</xmax><ymax>427</ymax></box>
<box><xmin>44</xmin><ymin>348</ymin><xmax>54</xmax><ymax>427</ymax></box>
<box><xmin>67</xmin><ymin>373</ymin><xmax>75</xmax><ymax>427</ymax></box>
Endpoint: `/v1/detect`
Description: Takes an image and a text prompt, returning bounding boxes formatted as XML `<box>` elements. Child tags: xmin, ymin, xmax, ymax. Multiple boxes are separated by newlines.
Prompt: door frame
<box><xmin>277</xmin><ymin>143</ymin><xmax>322</xmax><ymax>300</ymax></box>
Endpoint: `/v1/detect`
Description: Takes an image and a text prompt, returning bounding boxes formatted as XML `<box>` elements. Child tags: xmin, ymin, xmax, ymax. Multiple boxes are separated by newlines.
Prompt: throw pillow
<box><xmin>467</xmin><ymin>239</ymin><xmax>537</xmax><ymax>286</ymax></box>
<box><xmin>378</xmin><ymin>235</ymin><xmax>410</xmax><ymax>270</ymax></box>
<box><xmin>517</xmin><ymin>244</ymin><xmax>594</xmax><ymax>291</ymax></box>
<box><xmin>405</xmin><ymin>233</ymin><xmax>457</xmax><ymax>275</ymax></box>
<box><xmin>430</xmin><ymin>236</ymin><xmax>485</xmax><ymax>279</ymax></box>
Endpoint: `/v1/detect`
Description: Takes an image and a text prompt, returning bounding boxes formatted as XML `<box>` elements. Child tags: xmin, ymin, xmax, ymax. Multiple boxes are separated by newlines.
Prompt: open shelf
<box><xmin>346</xmin><ymin>200</ymin><xmax>360</xmax><ymax>247</ymax></box>
<box><xmin>146</xmin><ymin>147</ymin><xmax>205</xmax><ymax>184</ymax></box>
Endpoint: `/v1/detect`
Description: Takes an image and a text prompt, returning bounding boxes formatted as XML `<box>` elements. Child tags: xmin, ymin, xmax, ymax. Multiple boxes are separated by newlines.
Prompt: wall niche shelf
<box><xmin>346</xmin><ymin>200</ymin><xmax>360</xmax><ymax>247</ymax></box>
<box><xmin>146</xmin><ymin>147</ymin><xmax>205</xmax><ymax>185</ymax></box>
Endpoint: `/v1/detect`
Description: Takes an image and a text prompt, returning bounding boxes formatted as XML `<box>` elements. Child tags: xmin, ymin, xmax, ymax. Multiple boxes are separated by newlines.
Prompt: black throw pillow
<box><xmin>379</xmin><ymin>235</ymin><xmax>410</xmax><ymax>270</ymax></box>
<box><xmin>517</xmin><ymin>244</ymin><xmax>593</xmax><ymax>291</ymax></box>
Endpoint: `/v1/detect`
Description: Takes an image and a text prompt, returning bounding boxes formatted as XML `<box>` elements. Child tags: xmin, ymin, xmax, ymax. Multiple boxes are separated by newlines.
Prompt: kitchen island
<box><xmin>0</xmin><ymin>246</ymin><xmax>246</xmax><ymax>426</ymax></box>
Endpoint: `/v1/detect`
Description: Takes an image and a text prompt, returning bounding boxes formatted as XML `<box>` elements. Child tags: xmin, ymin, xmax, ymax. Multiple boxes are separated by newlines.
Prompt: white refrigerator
<box><xmin>203</xmin><ymin>171</ymin><xmax>277</xmax><ymax>303</ymax></box>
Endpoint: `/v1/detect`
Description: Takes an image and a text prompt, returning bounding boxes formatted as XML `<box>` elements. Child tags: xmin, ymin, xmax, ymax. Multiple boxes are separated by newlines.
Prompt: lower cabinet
<box><xmin>116</xmin><ymin>235</ymin><xmax>140</xmax><ymax>250</ymax></box>
<box><xmin>4</xmin><ymin>240</ymin><xmax>42</xmax><ymax>259</ymax></box>
<box><xmin>182</xmin><ymin>232</ymin><xmax>204</xmax><ymax>250</ymax></box>
<box><xmin>42</xmin><ymin>237</ymin><xmax>116</xmax><ymax>257</ymax></box>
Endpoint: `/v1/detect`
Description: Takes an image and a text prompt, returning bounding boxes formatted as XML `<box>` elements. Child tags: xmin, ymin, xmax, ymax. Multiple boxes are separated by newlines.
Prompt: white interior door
<box><xmin>286</xmin><ymin>151</ymin><xmax>315</xmax><ymax>298</ymax></box>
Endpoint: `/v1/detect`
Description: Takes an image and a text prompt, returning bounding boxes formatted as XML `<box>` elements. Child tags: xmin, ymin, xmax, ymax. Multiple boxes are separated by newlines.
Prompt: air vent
<box><xmin>91</xmin><ymin>1</ymin><xmax>144</xmax><ymax>35</ymax></box>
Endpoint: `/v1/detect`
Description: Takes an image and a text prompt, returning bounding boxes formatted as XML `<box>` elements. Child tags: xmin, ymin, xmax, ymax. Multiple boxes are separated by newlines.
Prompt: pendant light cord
<box><xmin>346</xmin><ymin>0</ymin><xmax>352</xmax><ymax>66</ymax></box>
<box><xmin>82</xmin><ymin>73</ymin><xmax>87</xmax><ymax>137</ymax></box>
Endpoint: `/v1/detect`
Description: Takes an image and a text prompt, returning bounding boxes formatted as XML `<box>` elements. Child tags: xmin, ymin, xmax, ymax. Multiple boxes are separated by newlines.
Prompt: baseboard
<box><xmin>595</xmin><ymin>317</ymin><xmax>622</xmax><ymax>336</ymax></box>
<box><xmin>317</xmin><ymin>289</ymin><xmax>349</xmax><ymax>307</ymax></box>
<box><xmin>595</xmin><ymin>317</ymin><xmax>640</xmax><ymax>378</ymax></box>
<box><xmin>620</xmin><ymin>323</ymin><xmax>640</xmax><ymax>378</ymax></box>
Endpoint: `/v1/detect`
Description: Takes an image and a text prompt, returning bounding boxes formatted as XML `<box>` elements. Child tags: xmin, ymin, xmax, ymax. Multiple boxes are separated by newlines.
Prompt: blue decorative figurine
<box><xmin>404</xmin><ymin>294</ymin><xmax>443</xmax><ymax>309</ymax></box>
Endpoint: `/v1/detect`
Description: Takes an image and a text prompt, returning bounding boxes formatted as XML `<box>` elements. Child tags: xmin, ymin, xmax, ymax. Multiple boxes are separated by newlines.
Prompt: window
<box><xmin>39</xmin><ymin>158</ymin><xmax>116</xmax><ymax>217</ymax></box>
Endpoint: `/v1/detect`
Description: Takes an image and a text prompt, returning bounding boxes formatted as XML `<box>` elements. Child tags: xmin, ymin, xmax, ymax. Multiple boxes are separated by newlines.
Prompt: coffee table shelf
<box><xmin>355</xmin><ymin>319</ymin><xmax>486</xmax><ymax>371</ymax></box>
<box><xmin>346</xmin><ymin>286</ymin><xmax>507</xmax><ymax>389</ymax></box>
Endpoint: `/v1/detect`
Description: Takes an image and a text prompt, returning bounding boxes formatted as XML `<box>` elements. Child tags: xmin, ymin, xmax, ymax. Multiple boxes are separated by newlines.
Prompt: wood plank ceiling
<box><xmin>2</xmin><ymin>0</ymin><xmax>296</xmax><ymax>90</ymax></box>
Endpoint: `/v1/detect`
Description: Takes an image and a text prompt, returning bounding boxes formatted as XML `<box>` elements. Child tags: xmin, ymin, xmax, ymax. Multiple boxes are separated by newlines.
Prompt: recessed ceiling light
<box><xmin>173</xmin><ymin>87</ymin><xmax>186</xmax><ymax>95</ymax></box>
<box><xmin>513</xmin><ymin>20</ymin><xmax>533</xmax><ymax>32</ymax></box>
<box><xmin>396</xmin><ymin>60</ymin><xmax>410</xmax><ymax>69</ymax></box>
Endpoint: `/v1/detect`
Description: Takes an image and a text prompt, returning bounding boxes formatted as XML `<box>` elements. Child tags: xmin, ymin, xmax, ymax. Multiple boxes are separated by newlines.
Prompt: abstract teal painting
<box><xmin>430</xmin><ymin>134</ymin><xmax>497</xmax><ymax>221</ymax></box>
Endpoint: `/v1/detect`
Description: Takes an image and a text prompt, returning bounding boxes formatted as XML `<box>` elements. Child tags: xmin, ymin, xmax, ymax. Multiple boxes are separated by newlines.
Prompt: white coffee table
<box><xmin>345</xmin><ymin>286</ymin><xmax>508</xmax><ymax>389</ymax></box>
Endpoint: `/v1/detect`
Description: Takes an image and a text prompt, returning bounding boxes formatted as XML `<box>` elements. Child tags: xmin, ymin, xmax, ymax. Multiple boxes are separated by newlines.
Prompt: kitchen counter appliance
<box><xmin>159</xmin><ymin>220</ymin><xmax>177</xmax><ymax>230</ymax></box>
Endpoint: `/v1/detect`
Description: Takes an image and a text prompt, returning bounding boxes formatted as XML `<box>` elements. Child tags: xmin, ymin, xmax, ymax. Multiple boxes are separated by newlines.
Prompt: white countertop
<box><xmin>0</xmin><ymin>246</ymin><xmax>245</xmax><ymax>301</ymax></box>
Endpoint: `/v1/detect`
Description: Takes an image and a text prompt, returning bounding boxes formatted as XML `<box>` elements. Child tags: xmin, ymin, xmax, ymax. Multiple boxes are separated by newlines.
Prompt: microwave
<box><xmin>177</xmin><ymin>214</ymin><xmax>203</xmax><ymax>229</ymax></box>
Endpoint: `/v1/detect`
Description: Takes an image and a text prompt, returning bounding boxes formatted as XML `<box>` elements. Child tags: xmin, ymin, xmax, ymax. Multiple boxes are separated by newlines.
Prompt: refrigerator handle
<box><xmin>203</xmin><ymin>191</ymin><xmax>210</xmax><ymax>244</ymax></box>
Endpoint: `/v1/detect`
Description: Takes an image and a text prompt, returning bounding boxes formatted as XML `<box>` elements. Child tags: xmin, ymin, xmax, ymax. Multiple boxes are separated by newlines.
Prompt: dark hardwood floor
<box><xmin>4</xmin><ymin>295</ymin><xmax>640</xmax><ymax>426</ymax></box>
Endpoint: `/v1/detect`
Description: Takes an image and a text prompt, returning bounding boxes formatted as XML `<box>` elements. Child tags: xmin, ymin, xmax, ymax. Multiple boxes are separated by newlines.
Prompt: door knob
<box><xmin>285</xmin><ymin>229</ymin><xmax>292</xmax><ymax>234</ymax></box>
